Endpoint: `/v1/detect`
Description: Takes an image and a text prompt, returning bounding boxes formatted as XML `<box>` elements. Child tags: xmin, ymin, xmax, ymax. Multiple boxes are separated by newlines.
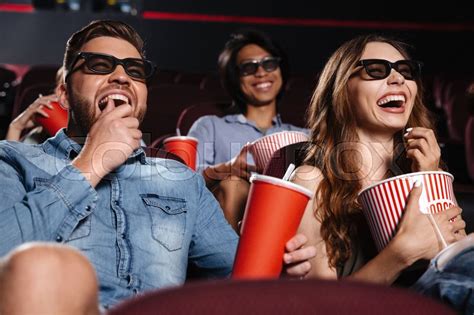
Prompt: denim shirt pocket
<box><xmin>33</xmin><ymin>177</ymin><xmax>91</xmax><ymax>241</ymax></box>
<box><xmin>67</xmin><ymin>216</ymin><xmax>92</xmax><ymax>241</ymax></box>
<box><xmin>140</xmin><ymin>194</ymin><xmax>187</xmax><ymax>251</ymax></box>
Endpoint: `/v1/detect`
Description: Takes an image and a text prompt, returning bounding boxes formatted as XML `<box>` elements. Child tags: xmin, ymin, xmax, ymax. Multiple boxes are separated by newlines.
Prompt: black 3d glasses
<box><xmin>66</xmin><ymin>52</ymin><xmax>156</xmax><ymax>82</ymax></box>
<box><xmin>357</xmin><ymin>59</ymin><xmax>422</xmax><ymax>80</ymax></box>
<box><xmin>238</xmin><ymin>56</ymin><xmax>281</xmax><ymax>76</ymax></box>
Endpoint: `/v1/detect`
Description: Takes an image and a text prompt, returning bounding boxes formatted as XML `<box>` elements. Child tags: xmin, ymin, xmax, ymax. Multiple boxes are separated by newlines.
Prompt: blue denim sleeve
<box><xmin>188</xmin><ymin>116</ymin><xmax>216</xmax><ymax>174</ymax></box>
<box><xmin>0</xmin><ymin>162</ymin><xmax>98</xmax><ymax>256</ymax></box>
<box><xmin>187</xmin><ymin>174</ymin><xmax>238</xmax><ymax>278</ymax></box>
<box><xmin>412</xmin><ymin>235</ymin><xmax>474</xmax><ymax>314</ymax></box>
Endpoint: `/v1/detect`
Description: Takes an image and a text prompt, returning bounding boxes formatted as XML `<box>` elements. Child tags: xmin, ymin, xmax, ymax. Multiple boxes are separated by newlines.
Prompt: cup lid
<box><xmin>358</xmin><ymin>171</ymin><xmax>454</xmax><ymax>197</ymax></box>
<box><xmin>163</xmin><ymin>136</ymin><xmax>199</xmax><ymax>143</ymax></box>
<box><xmin>250</xmin><ymin>174</ymin><xmax>313</xmax><ymax>198</ymax></box>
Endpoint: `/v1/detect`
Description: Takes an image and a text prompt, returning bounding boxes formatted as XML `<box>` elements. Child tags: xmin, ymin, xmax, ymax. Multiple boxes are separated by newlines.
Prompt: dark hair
<box><xmin>305</xmin><ymin>34</ymin><xmax>436</xmax><ymax>269</ymax></box>
<box><xmin>63</xmin><ymin>20</ymin><xmax>145</xmax><ymax>83</ymax></box>
<box><xmin>218</xmin><ymin>29</ymin><xmax>289</xmax><ymax>113</ymax></box>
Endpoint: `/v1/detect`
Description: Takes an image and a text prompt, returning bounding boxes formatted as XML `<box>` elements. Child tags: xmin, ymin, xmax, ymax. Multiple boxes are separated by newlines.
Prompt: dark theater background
<box><xmin>1</xmin><ymin>1</ymin><xmax>473</xmax><ymax>73</ymax></box>
<box><xmin>0</xmin><ymin>1</ymin><xmax>473</xmax><ymax>193</ymax></box>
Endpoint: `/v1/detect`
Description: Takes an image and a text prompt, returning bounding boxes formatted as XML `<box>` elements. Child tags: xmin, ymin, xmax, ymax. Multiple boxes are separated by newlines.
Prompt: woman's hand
<box><xmin>392</xmin><ymin>181</ymin><xmax>466</xmax><ymax>265</ymax></box>
<box><xmin>6</xmin><ymin>94</ymin><xmax>57</xmax><ymax>141</ymax></box>
<box><xmin>281</xmin><ymin>233</ymin><xmax>317</xmax><ymax>278</ymax></box>
<box><xmin>404</xmin><ymin>127</ymin><xmax>441</xmax><ymax>172</ymax></box>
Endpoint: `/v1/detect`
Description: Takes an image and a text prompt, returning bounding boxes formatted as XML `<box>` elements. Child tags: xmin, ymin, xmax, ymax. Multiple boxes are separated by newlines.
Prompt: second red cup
<box><xmin>232</xmin><ymin>174</ymin><xmax>313</xmax><ymax>279</ymax></box>
<box><xmin>162</xmin><ymin>136</ymin><xmax>198</xmax><ymax>170</ymax></box>
<box><xmin>35</xmin><ymin>101</ymin><xmax>68</xmax><ymax>136</ymax></box>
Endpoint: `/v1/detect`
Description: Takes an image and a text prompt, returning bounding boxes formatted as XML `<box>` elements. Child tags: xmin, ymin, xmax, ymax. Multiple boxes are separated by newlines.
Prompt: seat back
<box><xmin>107</xmin><ymin>278</ymin><xmax>455</xmax><ymax>315</ymax></box>
<box><xmin>147</xmin><ymin>69</ymin><xmax>180</xmax><ymax>87</ymax></box>
<box><xmin>0</xmin><ymin>66</ymin><xmax>17</xmax><ymax>114</ymax></box>
<box><xmin>434</xmin><ymin>74</ymin><xmax>473</xmax><ymax>144</ymax></box>
<box><xmin>11</xmin><ymin>65</ymin><xmax>59</xmax><ymax>119</ymax></box>
<box><xmin>11</xmin><ymin>83</ymin><xmax>56</xmax><ymax>119</ymax></box>
<box><xmin>141</xmin><ymin>84</ymin><xmax>230</xmax><ymax>141</ymax></box>
<box><xmin>148</xmin><ymin>133</ymin><xmax>176</xmax><ymax>150</ymax></box>
<box><xmin>18</xmin><ymin>65</ymin><xmax>60</xmax><ymax>88</ymax></box>
<box><xmin>466</xmin><ymin>116</ymin><xmax>474</xmax><ymax>182</ymax></box>
<box><xmin>278</xmin><ymin>86</ymin><xmax>312</xmax><ymax>129</ymax></box>
<box><xmin>0</xmin><ymin>67</ymin><xmax>18</xmax><ymax>137</ymax></box>
<box><xmin>0</xmin><ymin>66</ymin><xmax>17</xmax><ymax>87</ymax></box>
<box><xmin>174</xmin><ymin>72</ymin><xmax>206</xmax><ymax>86</ymax></box>
<box><xmin>200</xmin><ymin>72</ymin><xmax>223</xmax><ymax>90</ymax></box>
<box><xmin>14</xmin><ymin>65</ymin><xmax>59</xmax><ymax>100</ymax></box>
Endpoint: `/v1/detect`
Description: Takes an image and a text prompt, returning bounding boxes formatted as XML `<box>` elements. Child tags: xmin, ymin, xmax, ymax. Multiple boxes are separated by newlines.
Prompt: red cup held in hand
<box><xmin>35</xmin><ymin>101</ymin><xmax>68</xmax><ymax>136</ymax></box>
<box><xmin>162</xmin><ymin>136</ymin><xmax>198</xmax><ymax>170</ymax></box>
<box><xmin>232</xmin><ymin>174</ymin><xmax>313</xmax><ymax>279</ymax></box>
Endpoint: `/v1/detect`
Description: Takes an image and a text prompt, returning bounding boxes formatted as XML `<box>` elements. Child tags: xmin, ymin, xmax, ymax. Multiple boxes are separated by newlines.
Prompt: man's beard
<box><xmin>68</xmin><ymin>93</ymin><xmax>96</xmax><ymax>136</ymax></box>
<box><xmin>67</xmin><ymin>90</ymin><xmax>146</xmax><ymax>136</ymax></box>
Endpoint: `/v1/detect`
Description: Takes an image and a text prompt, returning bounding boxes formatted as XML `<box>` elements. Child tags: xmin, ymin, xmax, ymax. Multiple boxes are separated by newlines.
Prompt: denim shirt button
<box><xmin>114</xmin><ymin>200</ymin><xmax>119</xmax><ymax>206</ymax></box>
<box><xmin>55</xmin><ymin>235</ymin><xmax>63</xmax><ymax>242</ymax></box>
<box><xmin>85</xmin><ymin>205</ymin><xmax>91</xmax><ymax>212</ymax></box>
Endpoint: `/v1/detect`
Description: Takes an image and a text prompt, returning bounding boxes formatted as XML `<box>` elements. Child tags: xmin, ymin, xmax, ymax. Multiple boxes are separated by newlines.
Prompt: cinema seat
<box><xmin>107</xmin><ymin>278</ymin><xmax>455</xmax><ymax>315</ymax></box>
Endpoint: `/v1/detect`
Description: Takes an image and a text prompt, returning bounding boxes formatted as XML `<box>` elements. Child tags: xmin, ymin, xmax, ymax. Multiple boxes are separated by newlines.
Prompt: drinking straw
<box><xmin>413</xmin><ymin>179</ymin><xmax>448</xmax><ymax>249</ymax></box>
<box><xmin>282</xmin><ymin>163</ymin><xmax>296</xmax><ymax>181</ymax></box>
<box><xmin>176</xmin><ymin>128</ymin><xmax>181</xmax><ymax>136</ymax></box>
<box><xmin>427</xmin><ymin>212</ymin><xmax>448</xmax><ymax>249</ymax></box>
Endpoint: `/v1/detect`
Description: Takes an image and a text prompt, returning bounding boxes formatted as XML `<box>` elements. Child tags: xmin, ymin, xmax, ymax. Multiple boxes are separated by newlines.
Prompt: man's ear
<box><xmin>58</xmin><ymin>83</ymin><xmax>69</xmax><ymax>110</ymax></box>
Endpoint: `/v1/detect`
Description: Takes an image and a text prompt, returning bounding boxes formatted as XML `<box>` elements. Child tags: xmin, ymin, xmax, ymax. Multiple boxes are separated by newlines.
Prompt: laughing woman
<box><xmin>291</xmin><ymin>34</ymin><xmax>473</xmax><ymax>313</ymax></box>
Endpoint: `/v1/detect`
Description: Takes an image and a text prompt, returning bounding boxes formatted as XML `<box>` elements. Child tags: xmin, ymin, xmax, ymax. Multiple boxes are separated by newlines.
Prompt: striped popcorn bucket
<box><xmin>358</xmin><ymin>171</ymin><xmax>457</xmax><ymax>252</ymax></box>
<box><xmin>249</xmin><ymin>131</ymin><xmax>309</xmax><ymax>173</ymax></box>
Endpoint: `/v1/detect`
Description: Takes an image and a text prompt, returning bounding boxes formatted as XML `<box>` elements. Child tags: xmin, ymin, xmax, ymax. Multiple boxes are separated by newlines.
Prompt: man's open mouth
<box><xmin>98</xmin><ymin>94</ymin><xmax>131</xmax><ymax>110</ymax></box>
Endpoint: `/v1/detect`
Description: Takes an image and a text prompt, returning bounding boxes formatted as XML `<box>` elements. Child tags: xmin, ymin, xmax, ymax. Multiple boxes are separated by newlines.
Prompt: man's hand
<box><xmin>282</xmin><ymin>233</ymin><xmax>316</xmax><ymax>278</ymax></box>
<box><xmin>72</xmin><ymin>99</ymin><xmax>142</xmax><ymax>187</ymax></box>
<box><xmin>226</xmin><ymin>143</ymin><xmax>256</xmax><ymax>181</ymax></box>
<box><xmin>203</xmin><ymin>143</ymin><xmax>256</xmax><ymax>187</ymax></box>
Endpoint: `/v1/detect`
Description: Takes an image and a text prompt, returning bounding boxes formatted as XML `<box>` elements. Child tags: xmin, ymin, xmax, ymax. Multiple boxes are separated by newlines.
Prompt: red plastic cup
<box><xmin>35</xmin><ymin>101</ymin><xmax>68</xmax><ymax>136</ymax></box>
<box><xmin>232</xmin><ymin>174</ymin><xmax>313</xmax><ymax>279</ymax></box>
<box><xmin>358</xmin><ymin>171</ymin><xmax>457</xmax><ymax>252</ymax></box>
<box><xmin>162</xmin><ymin>136</ymin><xmax>198</xmax><ymax>170</ymax></box>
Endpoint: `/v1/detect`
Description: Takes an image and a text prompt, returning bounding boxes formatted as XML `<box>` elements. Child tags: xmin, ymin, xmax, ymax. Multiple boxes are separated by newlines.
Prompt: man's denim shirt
<box><xmin>0</xmin><ymin>130</ymin><xmax>238</xmax><ymax>307</ymax></box>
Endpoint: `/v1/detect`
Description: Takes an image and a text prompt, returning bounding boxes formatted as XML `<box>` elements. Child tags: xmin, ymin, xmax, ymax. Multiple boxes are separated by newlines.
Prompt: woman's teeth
<box><xmin>377</xmin><ymin>95</ymin><xmax>405</xmax><ymax>106</ymax></box>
